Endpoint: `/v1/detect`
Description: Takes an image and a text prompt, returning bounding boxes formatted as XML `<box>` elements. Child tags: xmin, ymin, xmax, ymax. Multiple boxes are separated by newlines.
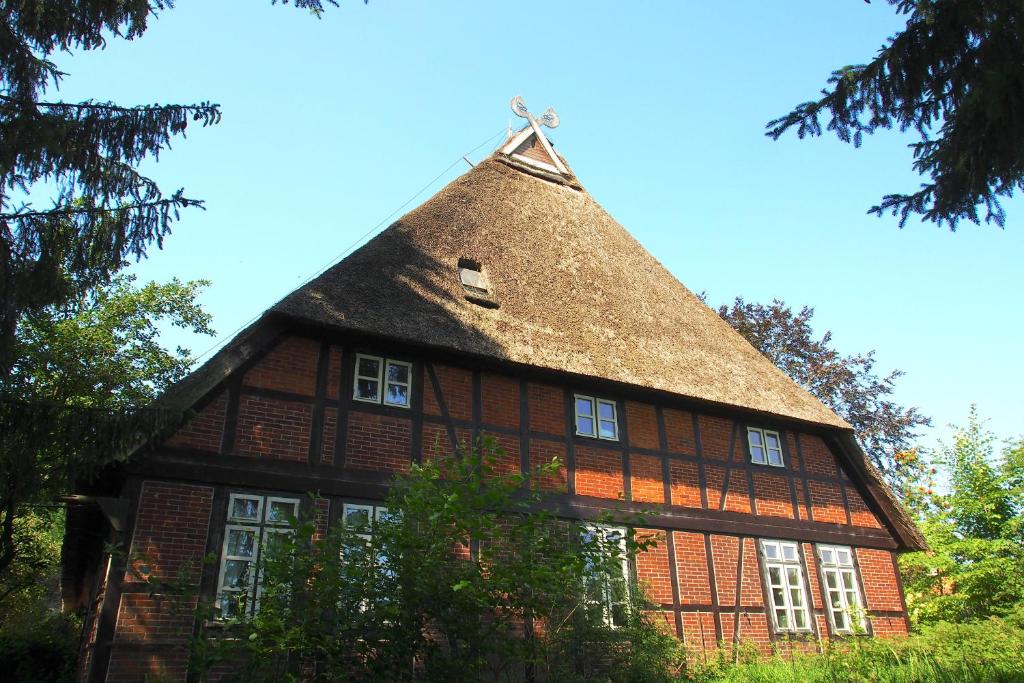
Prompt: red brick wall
<box><xmin>481</xmin><ymin>373</ymin><xmax>519</xmax><ymax>429</ymax></box>
<box><xmin>165</xmin><ymin>391</ymin><xmax>227</xmax><ymax>452</ymax></box>
<box><xmin>631</xmin><ymin>454</ymin><xmax>665</xmax><ymax>504</ymax></box>
<box><xmin>243</xmin><ymin>336</ymin><xmax>319</xmax><ymax>396</ymax></box>
<box><xmin>344</xmin><ymin>412</ymin><xmax>411</xmax><ymax>473</ymax></box>
<box><xmin>699</xmin><ymin>416</ymin><xmax>733</xmax><ymax>460</ymax></box>
<box><xmin>234</xmin><ymin>395</ymin><xmax>311</xmax><ymax>461</ymax></box>
<box><xmin>108</xmin><ymin>482</ymin><xmax>214</xmax><ymax>682</ymax></box>
<box><xmin>664</xmin><ymin>408</ymin><xmax>696</xmax><ymax>454</ymax></box>
<box><xmin>529</xmin><ymin>440</ymin><xmax>567</xmax><ymax>492</ymax></box>
<box><xmin>432</xmin><ymin>364</ymin><xmax>472</xmax><ymax>421</ymax></box>
<box><xmin>126</xmin><ymin>482</ymin><xmax>213</xmax><ymax>584</ymax></box>
<box><xmin>753</xmin><ymin>472</ymin><xmax>793</xmax><ymax>519</ymax></box>
<box><xmin>635</xmin><ymin>529</ymin><xmax>672</xmax><ymax>604</ymax></box>
<box><xmin>574</xmin><ymin>445</ymin><xmax>624</xmax><ymax>499</ymax></box>
<box><xmin>808</xmin><ymin>480</ymin><xmax>847</xmax><ymax>525</ymax></box>
<box><xmin>626</xmin><ymin>401</ymin><xmax>659</xmax><ymax>450</ymax></box>
<box><xmin>528</xmin><ymin>382</ymin><xmax>564</xmax><ymax>435</ymax></box>
<box><xmin>669</xmin><ymin>460</ymin><xmax>702</xmax><ymax>508</ymax></box>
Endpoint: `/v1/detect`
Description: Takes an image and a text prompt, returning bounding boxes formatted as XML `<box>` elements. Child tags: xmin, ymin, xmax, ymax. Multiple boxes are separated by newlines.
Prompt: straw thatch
<box><xmin>272</xmin><ymin>152</ymin><xmax>848</xmax><ymax>429</ymax></box>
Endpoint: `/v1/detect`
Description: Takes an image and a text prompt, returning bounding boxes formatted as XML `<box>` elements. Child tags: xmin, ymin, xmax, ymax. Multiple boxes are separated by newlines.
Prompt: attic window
<box><xmin>747</xmin><ymin>427</ymin><xmax>784</xmax><ymax>467</ymax></box>
<box><xmin>458</xmin><ymin>258</ymin><xmax>498</xmax><ymax>309</ymax></box>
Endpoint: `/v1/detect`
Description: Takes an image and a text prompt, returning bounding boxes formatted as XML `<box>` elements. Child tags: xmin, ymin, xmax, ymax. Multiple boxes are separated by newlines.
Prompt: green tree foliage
<box><xmin>0</xmin><ymin>275</ymin><xmax>212</xmax><ymax>587</ymax></box>
<box><xmin>194</xmin><ymin>438</ymin><xmax>683</xmax><ymax>682</ymax></box>
<box><xmin>714</xmin><ymin>297</ymin><xmax>929</xmax><ymax>488</ymax></box>
<box><xmin>900</xmin><ymin>408</ymin><xmax>1024</xmax><ymax>625</ymax></box>
<box><xmin>767</xmin><ymin>0</ymin><xmax>1024</xmax><ymax>230</ymax></box>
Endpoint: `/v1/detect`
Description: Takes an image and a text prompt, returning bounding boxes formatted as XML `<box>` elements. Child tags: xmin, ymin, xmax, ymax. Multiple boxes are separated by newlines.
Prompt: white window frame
<box><xmin>582</xmin><ymin>524</ymin><xmax>630</xmax><ymax>628</ymax></box>
<box><xmin>215</xmin><ymin>492</ymin><xmax>300</xmax><ymax>620</ymax></box>
<box><xmin>352</xmin><ymin>354</ymin><xmax>412</xmax><ymax>408</ymax></box>
<box><xmin>760</xmin><ymin>539</ymin><xmax>812</xmax><ymax>634</ymax></box>
<box><xmin>747</xmin><ymin>427</ymin><xmax>785</xmax><ymax>467</ymax></box>
<box><xmin>353</xmin><ymin>353</ymin><xmax>384</xmax><ymax>404</ymax></box>
<box><xmin>574</xmin><ymin>394</ymin><xmax>619</xmax><ymax>441</ymax></box>
<box><xmin>383</xmin><ymin>359</ymin><xmax>412</xmax><ymax>408</ymax></box>
<box><xmin>817</xmin><ymin>544</ymin><xmax>867</xmax><ymax>634</ymax></box>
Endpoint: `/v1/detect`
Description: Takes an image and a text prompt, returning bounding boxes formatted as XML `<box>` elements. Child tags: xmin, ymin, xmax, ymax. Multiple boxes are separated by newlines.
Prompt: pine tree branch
<box><xmin>0</xmin><ymin>195</ymin><xmax>202</xmax><ymax>222</ymax></box>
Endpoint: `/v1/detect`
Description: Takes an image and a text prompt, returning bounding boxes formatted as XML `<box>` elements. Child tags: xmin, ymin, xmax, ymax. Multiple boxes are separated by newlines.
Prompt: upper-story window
<box><xmin>761</xmin><ymin>539</ymin><xmax>811</xmax><ymax>633</ymax></box>
<box><xmin>216</xmin><ymin>492</ymin><xmax>300</xmax><ymax>619</ymax></box>
<box><xmin>747</xmin><ymin>427</ymin><xmax>784</xmax><ymax>467</ymax></box>
<box><xmin>817</xmin><ymin>544</ymin><xmax>866</xmax><ymax>634</ymax></box>
<box><xmin>574</xmin><ymin>394</ymin><xmax>618</xmax><ymax>440</ymax></box>
<box><xmin>354</xmin><ymin>354</ymin><xmax>412</xmax><ymax>408</ymax></box>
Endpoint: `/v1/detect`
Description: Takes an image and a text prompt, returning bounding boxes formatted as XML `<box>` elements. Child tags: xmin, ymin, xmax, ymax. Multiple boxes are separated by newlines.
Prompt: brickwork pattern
<box><xmin>808</xmin><ymin>480</ymin><xmax>847</xmax><ymax>525</ymax></box>
<box><xmin>243</xmin><ymin>336</ymin><xmax>319</xmax><ymax>396</ymax></box>
<box><xmin>673</xmin><ymin>531</ymin><xmax>712</xmax><ymax>604</ymax></box>
<box><xmin>165</xmin><ymin>391</ymin><xmax>227</xmax><ymax>452</ymax></box>
<box><xmin>663</xmin><ymin>408</ymin><xmax>696</xmax><ymax>453</ymax></box>
<box><xmin>635</xmin><ymin>529</ymin><xmax>672</xmax><ymax>604</ymax></box>
<box><xmin>699</xmin><ymin>415</ymin><xmax>733</xmax><ymax>460</ymax></box>
<box><xmin>126</xmin><ymin>482</ymin><xmax>213</xmax><ymax>585</ymax></box>
<box><xmin>527</xmin><ymin>382</ymin><xmax>564</xmax><ymax>435</ymax></box>
<box><xmin>321</xmin><ymin>407</ymin><xmax>337</xmax><ymax>465</ymax></box>
<box><xmin>345</xmin><ymin>412</ymin><xmax>411</xmax><ymax>473</ymax></box>
<box><xmin>625</xmin><ymin>401</ymin><xmax>659</xmax><ymax>450</ymax></box>
<box><xmin>630</xmin><ymin>454</ymin><xmax>665</xmax><ymax>503</ymax></box>
<box><xmin>669</xmin><ymin>460</ymin><xmax>702</xmax><ymax>508</ymax></box>
<box><xmin>753</xmin><ymin>473</ymin><xmax>793</xmax><ymax>519</ymax></box>
<box><xmin>481</xmin><ymin>373</ymin><xmax>519</xmax><ymax>429</ymax></box>
<box><xmin>234</xmin><ymin>395</ymin><xmax>312</xmax><ymax>461</ymax></box>
<box><xmin>326</xmin><ymin>346</ymin><xmax>343</xmax><ymax>399</ymax></box>
<box><xmin>433</xmin><ymin>364</ymin><xmax>473</xmax><ymax>421</ymax></box>
<box><xmin>528</xmin><ymin>441</ymin><xmax>567</xmax><ymax>492</ymax></box>
<box><xmin>857</xmin><ymin>548</ymin><xmax>904</xmax><ymax>612</ymax></box>
<box><xmin>801</xmin><ymin>435</ymin><xmax>838</xmax><ymax>477</ymax></box>
<box><xmin>574</xmin><ymin>445</ymin><xmax>624</xmax><ymax>499</ymax></box>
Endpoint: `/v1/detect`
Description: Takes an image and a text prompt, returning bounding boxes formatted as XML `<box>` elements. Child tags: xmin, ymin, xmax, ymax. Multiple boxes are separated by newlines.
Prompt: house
<box><xmin>67</xmin><ymin>103</ymin><xmax>925</xmax><ymax>682</ymax></box>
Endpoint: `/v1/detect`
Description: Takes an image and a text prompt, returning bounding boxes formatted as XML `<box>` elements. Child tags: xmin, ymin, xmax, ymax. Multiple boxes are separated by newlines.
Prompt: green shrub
<box><xmin>683</xmin><ymin>611</ymin><xmax>1024</xmax><ymax>682</ymax></box>
<box><xmin>0</xmin><ymin>611</ymin><xmax>80</xmax><ymax>683</ymax></box>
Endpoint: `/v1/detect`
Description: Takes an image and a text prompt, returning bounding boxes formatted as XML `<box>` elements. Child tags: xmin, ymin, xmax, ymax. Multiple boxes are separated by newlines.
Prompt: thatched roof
<box><xmin>271</xmin><ymin>150</ymin><xmax>848</xmax><ymax>429</ymax></box>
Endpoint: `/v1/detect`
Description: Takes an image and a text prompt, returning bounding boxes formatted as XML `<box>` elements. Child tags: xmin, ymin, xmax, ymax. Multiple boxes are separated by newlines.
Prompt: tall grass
<box><xmin>684</xmin><ymin>612</ymin><xmax>1024</xmax><ymax>682</ymax></box>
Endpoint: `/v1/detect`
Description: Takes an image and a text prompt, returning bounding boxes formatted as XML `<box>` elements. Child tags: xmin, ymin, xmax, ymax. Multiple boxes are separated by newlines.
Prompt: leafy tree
<box><xmin>715</xmin><ymin>297</ymin><xmax>929</xmax><ymax>487</ymax></box>
<box><xmin>0</xmin><ymin>275</ymin><xmax>213</xmax><ymax>588</ymax></box>
<box><xmin>900</xmin><ymin>407</ymin><xmax>1024</xmax><ymax>625</ymax></box>
<box><xmin>194</xmin><ymin>438</ymin><xmax>683</xmax><ymax>682</ymax></box>
<box><xmin>767</xmin><ymin>0</ymin><xmax>1024</xmax><ymax>230</ymax></box>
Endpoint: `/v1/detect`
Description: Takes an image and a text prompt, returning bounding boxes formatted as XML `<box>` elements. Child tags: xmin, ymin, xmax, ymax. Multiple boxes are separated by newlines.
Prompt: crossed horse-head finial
<box><xmin>510</xmin><ymin>95</ymin><xmax>559</xmax><ymax>129</ymax></box>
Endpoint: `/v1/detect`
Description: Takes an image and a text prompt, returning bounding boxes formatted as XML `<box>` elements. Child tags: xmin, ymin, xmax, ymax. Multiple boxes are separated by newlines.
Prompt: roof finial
<box><xmin>511</xmin><ymin>95</ymin><xmax>559</xmax><ymax>129</ymax></box>
<box><xmin>502</xmin><ymin>95</ymin><xmax>569</xmax><ymax>175</ymax></box>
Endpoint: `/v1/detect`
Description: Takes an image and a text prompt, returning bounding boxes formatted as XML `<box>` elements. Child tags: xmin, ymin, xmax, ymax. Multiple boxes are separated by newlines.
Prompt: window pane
<box><xmin>385</xmin><ymin>383</ymin><xmax>409</xmax><ymax>406</ymax></box>
<box><xmin>750</xmin><ymin>446</ymin><xmax>766</xmax><ymax>463</ymax></box>
<box><xmin>575</xmin><ymin>397</ymin><xmax>594</xmax><ymax>417</ymax></box>
<box><xmin>345</xmin><ymin>507</ymin><xmax>371</xmax><ymax>527</ymax></box>
<box><xmin>790</xmin><ymin>587</ymin><xmax>804</xmax><ymax>607</ymax></box>
<box><xmin>358</xmin><ymin>357</ymin><xmax>380</xmax><ymax>378</ymax></box>
<box><xmin>829</xmin><ymin>590</ymin><xmax>843</xmax><ymax>609</ymax></box>
<box><xmin>227</xmin><ymin>529</ymin><xmax>257</xmax><ymax>558</ymax></box>
<box><xmin>765</xmin><ymin>432</ymin><xmax>781</xmax><ymax>450</ymax></box>
<box><xmin>795</xmin><ymin>609</ymin><xmax>808</xmax><ymax>629</ymax></box>
<box><xmin>782</xmin><ymin>544</ymin><xmax>798</xmax><ymax>561</ymax></box>
<box><xmin>266</xmin><ymin>500</ymin><xmax>297</xmax><ymax>524</ymax></box>
<box><xmin>222</xmin><ymin>559</ymin><xmax>251</xmax><ymax>589</ymax></box>
<box><xmin>820</xmin><ymin>548</ymin><xmax>834</xmax><ymax>565</ymax></box>
<box><xmin>598</xmin><ymin>401</ymin><xmax>616</xmax><ymax>420</ymax></box>
<box><xmin>786</xmin><ymin>566</ymin><xmax>800</xmax><ymax>586</ymax></box>
<box><xmin>356</xmin><ymin>378</ymin><xmax>379</xmax><ymax>400</ymax></box>
<box><xmin>386</xmin><ymin>362</ymin><xmax>409</xmax><ymax>384</ymax></box>
<box><xmin>768</xmin><ymin>449</ymin><xmax>783</xmax><ymax>466</ymax></box>
<box><xmin>763</xmin><ymin>543</ymin><xmax>780</xmax><ymax>560</ymax></box>
<box><xmin>826</xmin><ymin>572</ymin><xmax>838</xmax><ymax>590</ymax></box>
<box><xmin>599</xmin><ymin>419</ymin><xmax>617</xmax><ymax>439</ymax></box>
<box><xmin>776</xmin><ymin>609</ymin><xmax>789</xmax><ymax>629</ymax></box>
<box><xmin>837</xmin><ymin>549</ymin><xmax>851</xmax><ymax>566</ymax></box>
<box><xmin>834</xmin><ymin>611</ymin><xmax>848</xmax><ymax>631</ymax></box>
<box><xmin>231</xmin><ymin>497</ymin><xmax>260</xmax><ymax>521</ymax></box>
<box><xmin>841</xmin><ymin>572</ymin><xmax>855</xmax><ymax>591</ymax></box>
<box><xmin>577</xmin><ymin>416</ymin><xmax>595</xmax><ymax>436</ymax></box>
<box><xmin>772</xmin><ymin>587</ymin><xmax>786</xmax><ymax>607</ymax></box>
<box><xmin>748</xmin><ymin>429</ymin><xmax>764</xmax><ymax>446</ymax></box>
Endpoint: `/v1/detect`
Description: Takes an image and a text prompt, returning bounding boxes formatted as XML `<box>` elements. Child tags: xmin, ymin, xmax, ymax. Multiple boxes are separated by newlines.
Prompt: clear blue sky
<box><xmin>53</xmin><ymin>1</ymin><xmax>1022</xmax><ymax>452</ymax></box>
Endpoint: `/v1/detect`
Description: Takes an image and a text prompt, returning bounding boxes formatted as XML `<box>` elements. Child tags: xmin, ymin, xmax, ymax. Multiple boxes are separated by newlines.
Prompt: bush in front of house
<box><xmin>684</xmin><ymin>608</ymin><xmax>1024</xmax><ymax>682</ymax></box>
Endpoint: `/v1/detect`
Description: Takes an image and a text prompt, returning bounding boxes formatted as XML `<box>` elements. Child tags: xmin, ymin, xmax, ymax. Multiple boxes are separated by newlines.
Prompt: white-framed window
<box><xmin>353</xmin><ymin>354</ymin><xmax>412</xmax><ymax>408</ymax></box>
<box><xmin>748</xmin><ymin>427</ymin><xmax>784</xmax><ymax>467</ymax></box>
<box><xmin>582</xmin><ymin>525</ymin><xmax>630</xmax><ymax>627</ymax></box>
<box><xmin>761</xmin><ymin>539</ymin><xmax>811</xmax><ymax>633</ymax></box>
<box><xmin>216</xmin><ymin>493</ymin><xmax>300</xmax><ymax>619</ymax></box>
<box><xmin>574</xmin><ymin>394</ymin><xmax>618</xmax><ymax>440</ymax></box>
<box><xmin>341</xmin><ymin>502</ymin><xmax>393</xmax><ymax>609</ymax></box>
<box><xmin>817</xmin><ymin>544</ymin><xmax>866</xmax><ymax>634</ymax></box>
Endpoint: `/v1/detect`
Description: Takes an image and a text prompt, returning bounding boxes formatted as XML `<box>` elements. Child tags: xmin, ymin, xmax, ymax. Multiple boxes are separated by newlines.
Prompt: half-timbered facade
<box><xmin>68</xmin><ymin>113</ymin><xmax>924</xmax><ymax>682</ymax></box>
